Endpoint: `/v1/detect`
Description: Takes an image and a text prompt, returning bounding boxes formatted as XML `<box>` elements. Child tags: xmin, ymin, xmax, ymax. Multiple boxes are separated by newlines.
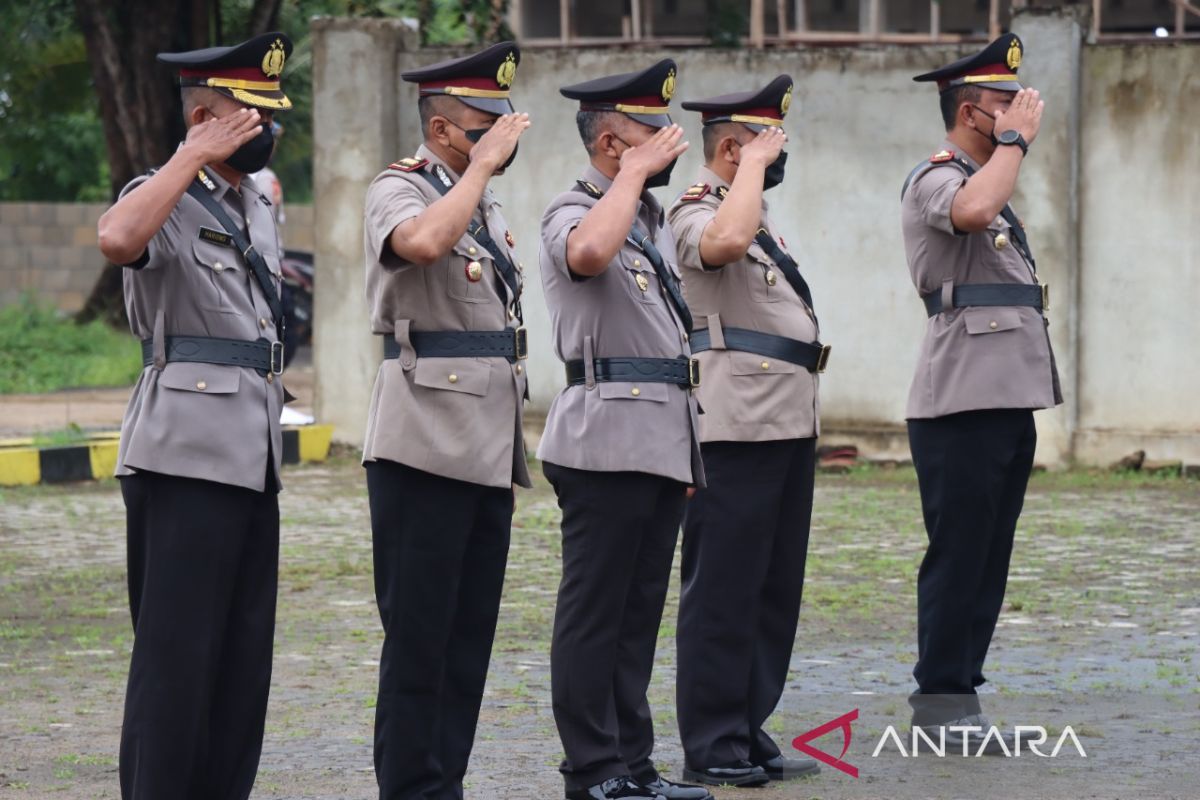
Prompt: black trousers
<box><xmin>907</xmin><ymin>409</ymin><xmax>1037</xmax><ymax>726</ymax></box>
<box><xmin>367</xmin><ymin>460</ymin><xmax>513</xmax><ymax>800</ymax></box>
<box><xmin>119</xmin><ymin>471</ymin><xmax>279</xmax><ymax>800</ymax></box>
<box><xmin>676</xmin><ymin>438</ymin><xmax>816</xmax><ymax>768</ymax></box>
<box><xmin>543</xmin><ymin>462</ymin><xmax>688</xmax><ymax>791</ymax></box>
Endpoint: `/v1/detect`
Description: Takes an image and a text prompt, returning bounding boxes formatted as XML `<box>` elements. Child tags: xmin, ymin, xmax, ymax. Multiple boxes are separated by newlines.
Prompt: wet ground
<box><xmin>1</xmin><ymin>457</ymin><xmax>1197</xmax><ymax>799</ymax></box>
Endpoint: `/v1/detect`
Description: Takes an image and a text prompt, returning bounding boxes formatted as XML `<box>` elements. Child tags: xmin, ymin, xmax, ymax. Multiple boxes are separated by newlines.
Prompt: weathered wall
<box><xmin>0</xmin><ymin>203</ymin><xmax>314</xmax><ymax>313</ymax></box>
<box><xmin>1075</xmin><ymin>43</ymin><xmax>1200</xmax><ymax>464</ymax></box>
<box><xmin>309</xmin><ymin>13</ymin><xmax>1198</xmax><ymax>466</ymax></box>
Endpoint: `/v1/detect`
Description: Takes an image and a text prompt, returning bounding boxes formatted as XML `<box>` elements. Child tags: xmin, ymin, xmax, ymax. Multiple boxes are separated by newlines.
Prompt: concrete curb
<box><xmin>0</xmin><ymin>425</ymin><xmax>334</xmax><ymax>487</ymax></box>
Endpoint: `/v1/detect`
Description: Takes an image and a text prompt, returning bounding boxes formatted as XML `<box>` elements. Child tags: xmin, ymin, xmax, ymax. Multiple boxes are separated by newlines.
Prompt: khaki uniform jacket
<box><xmin>116</xmin><ymin>168</ymin><xmax>285</xmax><ymax>492</ymax></box>
<box><xmin>362</xmin><ymin>144</ymin><xmax>531</xmax><ymax>489</ymax></box>
<box><xmin>537</xmin><ymin>165</ymin><xmax>704</xmax><ymax>487</ymax></box>
<box><xmin>669</xmin><ymin>167</ymin><xmax>820</xmax><ymax>443</ymax></box>
<box><xmin>901</xmin><ymin>141</ymin><xmax>1062</xmax><ymax>419</ymax></box>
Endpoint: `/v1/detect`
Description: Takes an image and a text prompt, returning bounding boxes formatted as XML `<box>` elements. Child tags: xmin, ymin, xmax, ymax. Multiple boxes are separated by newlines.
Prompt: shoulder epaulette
<box><xmin>576</xmin><ymin>180</ymin><xmax>604</xmax><ymax>199</ymax></box>
<box><xmin>679</xmin><ymin>182</ymin><xmax>710</xmax><ymax>202</ymax></box>
<box><xmin>388</xmin><ymin>157</ymin><xmax>428</xmax><ymax>173</ymax></box>
<box><xmin>929</xmin><ymin>149</ymin><xmax>955</xmax><ymax>164</ymax></box>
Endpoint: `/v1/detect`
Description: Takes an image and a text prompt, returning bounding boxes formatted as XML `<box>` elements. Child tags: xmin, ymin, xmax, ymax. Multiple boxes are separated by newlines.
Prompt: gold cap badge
<box><xmin>661</xmin><ymin>69</ymin><xmax>676</xmax><ymax>104</ymax></box>
<box><xmin>780</xmin><ymin>85</ymin><xmax>793</xmax><ymax>116</ymax></box>
<box><xmin>1007</xmin><ymin>40</ymin><xmax>1022</xmax><ymax>70</ymax></box>
<box><xmin>262</xmin><ymin>38</ymin><xmax>286</xmax><ymax>78</ymax></box>
<box><xmin>497</xmin><ymin>52</ymin><xmax>517</xmax><ymax>89</ymax></box>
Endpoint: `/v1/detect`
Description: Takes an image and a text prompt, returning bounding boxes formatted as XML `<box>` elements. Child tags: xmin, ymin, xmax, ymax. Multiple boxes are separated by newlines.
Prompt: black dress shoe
<box><xmin>754</xmin><ymin>754</ymin><xmax>821</xmax><ymax>780</ymax></box>
<box><xmin>566</xmin><ymin>776</ymin><xmax>666</xmax><ymax>800</ymax></box>
<box><xmin>639</xmin><ymin>776</ymin><xmax>714</xmax><ymax>800</ymax></box>
<box><xmin>681</xmin><ymin>760</ymin><xmax>770</xmax><ymax>787</ymax></box>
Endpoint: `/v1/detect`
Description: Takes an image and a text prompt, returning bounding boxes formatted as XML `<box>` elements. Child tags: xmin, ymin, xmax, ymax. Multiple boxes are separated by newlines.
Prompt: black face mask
<box><xmin>453</xmin><ymin>122</ymin><xmax>518</xmax><ymax>172</ymax></box>
<box><xmin>968</xmin><ymin>104</ymin><xmax>999</xmax><ymax>146</ymax></box>
<box><xmin>763</xmin><ymin>151</ymin><xmax>788</xmax><ymax>191</ymax></box>
<box><xmin>224</xmin><ymin>120</ymin><xmax>274</xmax><ymax>174</ymax></box>
<box><xmin>615</xmin><ymin>135</ymin><xmax>677</xmax><ymax>189</ymax></box>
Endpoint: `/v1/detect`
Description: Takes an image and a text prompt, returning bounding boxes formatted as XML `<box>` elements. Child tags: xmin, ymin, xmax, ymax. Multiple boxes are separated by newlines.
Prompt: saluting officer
<box><xmin>360</xmin><ymin>42</ymin><xmax>532</xmax><ymax>800</ymax></box>
<box><xmin>539</xmin><ymin>60</ymin><xmax>712</xmax><ymax>800</ymax></box>
<box><xmin>902</xmin><ymin>34</ymin><xmax>1061</xmax><ymax>746</ymax></box>
<box><xmin>668</xmin><ymin>75</ymin><xmax>825</xmax><ymax>788</ymax></box>
<box><xmin>96</xmin><ymin>33</ymin><xmax>293</xmax><ymax>800</ymax></box>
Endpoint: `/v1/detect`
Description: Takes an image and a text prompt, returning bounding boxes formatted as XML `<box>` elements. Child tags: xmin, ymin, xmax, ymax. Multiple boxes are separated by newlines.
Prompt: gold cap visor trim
<box><xmin>960</xmin><ymin>73</ymin><xmax>1019</xmax><ymax>84</ymax></box>
<box><xmin>437</xmin><ymin>86</ymin><xmax>512</xmax><ymax>99</ymax></box>
<box><xmin>730</xmin><ymin>114</ymin><xmax>784</xmax><ymax>127</ymax></box>
<box><xmin>613</xmin><ymin>103</ymin><xmax>671</xmax><ymax>114</ymax></box>
<box><xmin>227</xmin><ymin>88</ymin><xmax>293</xmax><ymax>110</ymax></box>
<box><xmin>206</xmin><ymin>77</ymin><xmax>282</xmax><ymax>91</ymax></box>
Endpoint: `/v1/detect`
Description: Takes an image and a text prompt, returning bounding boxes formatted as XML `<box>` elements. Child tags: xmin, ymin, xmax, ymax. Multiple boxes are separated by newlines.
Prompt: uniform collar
<box><xmin>582</xmin><ymin>163</ymin><xmax>664</xmax><ymax>226</ymax></box>
<box><xmin>417</xmin><ymin>143</ymin><xmax>498</xmax><ymax>207</ymax></box>
<box><xmin>944</xmin><ymin>138</ymin><xmax>982</xmax><ymax>171</ymax></box>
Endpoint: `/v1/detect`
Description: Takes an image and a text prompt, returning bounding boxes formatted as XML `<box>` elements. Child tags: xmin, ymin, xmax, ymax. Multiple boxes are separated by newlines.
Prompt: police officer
<box><xmin>902</xmin><ymin>34</ymin><xmax>1061</xmax><ymax>747</ymax></box>
<box><xmin>538</xmin><ymin>60</ymin><xmax>711</xmax><ymax>800</ymax></box>
<box><xmin>668</xmin><ymin>75</ymin><xmax>825</xmax><ymax>787</ymax></box>
<box><xmin>360</xmin><ymin>42</ymin><xmax>531</xmax><ymax>800</ymax></box>
<box><xmin>96</xmin><ymin>32</ymin><xmax>292</xmax><ymax>800</ymax></box>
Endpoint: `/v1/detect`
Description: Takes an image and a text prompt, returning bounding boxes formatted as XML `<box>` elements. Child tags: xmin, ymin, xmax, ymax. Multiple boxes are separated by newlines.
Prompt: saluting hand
<box><xmin>181</xmin><ymin>107</ymin><xmax>265</xmax><ymax>164</ymax></box>
<box><xmin>993</xmin><ymin>87</ymin><xmax>1044</xmax><ymax>146</ymax></box>
<box><xmin>737</xmin><ymin>126</ymin><xmax>787</xmax><ymax>167</ymax></box>
<box><xmin>619</xmin><ymin>124</ymin><xmax>689</xmax><ymax>181</ymax></box>
<box><xmin>471</xmin><ymin>112</ymin><xmax>532</xmax><ymax>172</ymax></box>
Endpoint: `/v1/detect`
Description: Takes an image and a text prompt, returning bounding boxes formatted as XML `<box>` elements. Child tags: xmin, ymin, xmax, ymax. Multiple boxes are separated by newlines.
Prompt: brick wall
<box><xmin>0</xmin><ymin>202</ymin><xmax>315</xmax><ymax>313</ymax></box>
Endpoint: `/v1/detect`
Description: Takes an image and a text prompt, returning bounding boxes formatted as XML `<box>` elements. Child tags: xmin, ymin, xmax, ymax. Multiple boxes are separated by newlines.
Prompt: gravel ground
<box><xmin>1</xmin><ymin>455</ymin><xmax>1197</xmax><ymax>799</ymax></box>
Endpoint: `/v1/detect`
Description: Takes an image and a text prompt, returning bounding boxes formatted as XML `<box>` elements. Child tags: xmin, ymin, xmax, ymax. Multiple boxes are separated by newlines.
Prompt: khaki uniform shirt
<box><xmin>669</xmin><ymin>167</ymin><xmax>820</xmax><ymax>443</ymax></box>
<box><xmin>116</xmin><ymin>168</ymin><xmax>285</xmax><ymax>492</ymax></box>
<box><xmin>537</xmin><ymin>165</ymin><xmax>704</xmax><ymax>486</ymax></box>
<box><xmin>362</xmin><ymin>144</ymin><xmax>530</xmax><ymax>489</ymax></box>
<box><xmin>901</xmin><ymin>140</ymin><xmax>1062</xmax><ymax>419</ymax></box>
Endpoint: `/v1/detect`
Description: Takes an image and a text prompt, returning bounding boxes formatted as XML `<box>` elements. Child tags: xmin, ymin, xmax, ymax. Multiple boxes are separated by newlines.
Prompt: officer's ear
<box><xmin>428</xmin><ymin>115</ymin><xmax>453</xmax><ymax>147</ymax></box>
<box><xmin>722</xmin><ymin>135</ymin><xmax>740</xmax><ymax>164</ymax></box>
<box><xmin>596</xmin><ymin>130</ymin><xmax>621</xmax><ymax>159</ymax></box>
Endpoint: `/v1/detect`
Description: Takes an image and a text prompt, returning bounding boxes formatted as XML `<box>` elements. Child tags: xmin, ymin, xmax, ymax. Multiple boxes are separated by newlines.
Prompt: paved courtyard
<box><xmin>1</xmin><ymin>456</ymin><xmax>1197</xmax><ymax>799</ymax></box>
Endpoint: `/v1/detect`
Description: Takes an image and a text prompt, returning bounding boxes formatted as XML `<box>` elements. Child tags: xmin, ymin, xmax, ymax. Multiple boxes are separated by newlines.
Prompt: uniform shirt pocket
<box><xmin>745</xmin><ymin>244</ymin><xmax>783</xmax><ymax>304</ymax></box>
<box><xmin>191</xmin><ymin>238</ymin><xmax>244</xmax><ymax>313</ymax></box>
<box><xmin>596</xmin><ymin>381</ymin><xmax>669</xmax><ymax>403</ymax></box>
<box><xmin>618</xmin><ymin>251</ymin><xmax>658</xmax><ymax>305</ymax></box>
<box><xmin>447</xmin><ymin>239</ymin><xmax>493</xmax><ymax>304</ymax></box>
<box><xmin>729</xmin><ymin>351</ymin><xmax>799</xmax><ymax>376</ymax></box>
<box><xmin>963</xmin><ymin>306</ymin><xmax>1022</xmax><ymax>335</ymax></box>
<box><xmin>158</xmin><ymin>362</ymin><xmax>241</xmax><ymax>394</ymax></box>
<box><xmin>413</xmin><ymin>357</ymin><xmax>492</xmax><ymax>396</ymax></box>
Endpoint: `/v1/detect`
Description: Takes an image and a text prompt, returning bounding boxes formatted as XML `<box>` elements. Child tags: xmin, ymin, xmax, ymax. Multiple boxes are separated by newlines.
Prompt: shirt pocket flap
<box><xmin>729</xmin><ymin>351</ymin><xmax>799</xmax><ymax>375</ymax></box>
<box><xmin>192</xmin><ymin>238</ymin><xmax>240</xmax><ymax>273</ymax></box>
<box><xmin>413</xmin><ymin>357</ymin><xmax>492</xmax><ymax>396</ymax></box>
<box><xmin>963</xmin><ymin>306</ymin><xmax>1022</xmax><ymax>335</ymax></box>
<box><xmin>597</xmin><ymin>381</ymin><xmax>669</xmax><ymax>402</ymax></box>
<box><xmin>158</xmin><ymin>362</ymin><xmax>241</xmax><ymax>394</ymax></box>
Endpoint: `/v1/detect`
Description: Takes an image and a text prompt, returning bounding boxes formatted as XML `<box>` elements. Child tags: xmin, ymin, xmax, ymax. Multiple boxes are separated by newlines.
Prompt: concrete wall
<box><xmin>0</xmin><ymin>203</ymin><xmax>314</xmax><ymax>313</ymax></box>
<box><xmin>309</xmin><ymin>10</ymin><xmax>1199</xmax><ymax>466</ymax></box>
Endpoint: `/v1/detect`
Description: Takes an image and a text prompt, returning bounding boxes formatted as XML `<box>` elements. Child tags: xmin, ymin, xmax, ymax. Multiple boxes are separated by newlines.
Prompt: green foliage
<box><xmin>0</xmin><ymin>0</ymin><xmax>110</xmax><ymax>201</ymax></box>
<box><xmin>0</xmin><ymin>296</ymin><xmax>142</xmax><ymax>394</ymax></box>
<box><xmin>705</xmin><ymin>0</ymin><xmax>745</xmax><ymax>47</ymax></box>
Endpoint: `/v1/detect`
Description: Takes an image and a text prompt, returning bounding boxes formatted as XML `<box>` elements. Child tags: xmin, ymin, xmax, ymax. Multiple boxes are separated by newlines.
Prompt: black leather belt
<box><xmin>142</xmin><ymin>335</ymin><xmax>282</xmax><ymax>374</ymax></box>
<box><xmin>690</xmin><ymin>327</ymin><xmax>830</xmax><ymax>374</ymax></box>
<box><xmin>382</xmin><ymin>327</ymin><xmax>528</xmax><ymax>361</ymax></box>
<box><xmin>564</xmin><ymin>357</ymin><xmax>699</xmax><ymax>388</ymax></box>
<box><xmin>922</xmin><ymin>283</ymin><xmax>1047</xmax><ymax>317</ymax></box>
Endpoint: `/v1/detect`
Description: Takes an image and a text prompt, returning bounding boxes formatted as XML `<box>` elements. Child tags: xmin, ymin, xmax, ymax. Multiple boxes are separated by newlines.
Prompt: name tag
<box><xmin>198</xmin><ymin>227</ymin><xmax>233</xmax><ymax>247</ymax></box>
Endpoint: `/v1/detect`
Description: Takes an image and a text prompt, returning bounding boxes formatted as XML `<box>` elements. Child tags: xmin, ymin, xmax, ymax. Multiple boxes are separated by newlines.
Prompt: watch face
<box><xmin>999</xmin><ymin>130</ymin><xmax>1021</xmax><ymax>144</ymax></box>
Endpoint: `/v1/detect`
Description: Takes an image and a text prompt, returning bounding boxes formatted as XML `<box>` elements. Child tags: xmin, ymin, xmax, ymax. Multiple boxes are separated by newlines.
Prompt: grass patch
<box><xmin>0</xmin><ymin>296</ymin><xmax>141</xmax><ymax>394</ymax></box>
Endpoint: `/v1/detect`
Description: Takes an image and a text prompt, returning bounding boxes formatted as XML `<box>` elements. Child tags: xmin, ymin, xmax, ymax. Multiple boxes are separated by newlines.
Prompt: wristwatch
<box><xmin>996</xmin><ymin>129</ymin><xmax>1029</xmax><ymax>156</ymax></box>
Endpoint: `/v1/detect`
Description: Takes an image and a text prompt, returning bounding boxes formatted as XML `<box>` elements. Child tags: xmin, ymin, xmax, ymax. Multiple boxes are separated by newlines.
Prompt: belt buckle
<box><xmin>1040</xmin><ymin>282</ymin><xmax>1050</xmax><ymax>312</ymax></box>
<box><xmin>688</xmin><ymin>357</ymin><xmax>701</xmax><ymax>388</ymax></box>
<box><xmin>513</xmin><ymin>326</ymin><xmax>528</xmax><ymax>360</ymax></box>
<box><xmin>816</xmin><ymin>344</ymin><xmax>832</xmax><ymax>374</ymax></box>
<box><xmin>270</xmin><ymin>341</ymin><xmax>284</xmax><ymax>375</ymax></box>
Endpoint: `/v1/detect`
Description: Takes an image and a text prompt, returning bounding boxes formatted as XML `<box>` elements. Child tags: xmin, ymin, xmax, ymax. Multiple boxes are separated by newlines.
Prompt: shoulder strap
<box><xmin>572</xmin><ymin>180</ymin><xmax>692</xmax><ymax>331</ymax></box>
<box><xmin>416</xmin><ymin>164</ymin><xmax>524</xmax><ymax>323</ymax></box>
<box><xmin>185</xmin><ymin>174</ymin><xmax>283</xmax><ymax>337</ymax></box>
<box><xmin>708</xmin><ymin>186</ymin><xmax>817</xmax><ymax>319</ymax></box>
<box><xmin>902</xmin><ymin>155</ymin><xmax>1036</xmax><ymax>272</ymax></box>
